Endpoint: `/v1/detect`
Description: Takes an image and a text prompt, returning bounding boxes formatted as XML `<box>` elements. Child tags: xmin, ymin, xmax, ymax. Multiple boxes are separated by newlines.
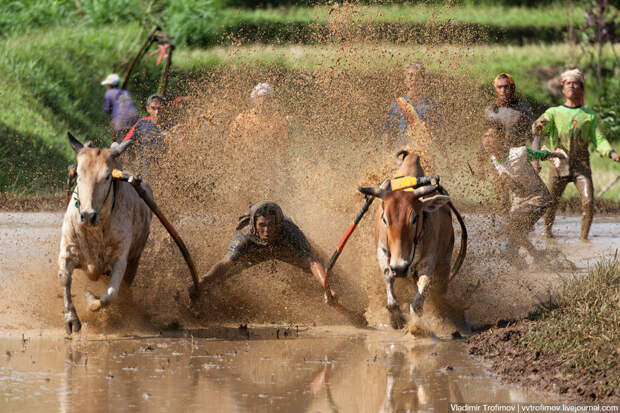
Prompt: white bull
<box><xmin>58</xmin><ymin>132</ymin><xmax>152</xmax><ymax>334</ymax></box>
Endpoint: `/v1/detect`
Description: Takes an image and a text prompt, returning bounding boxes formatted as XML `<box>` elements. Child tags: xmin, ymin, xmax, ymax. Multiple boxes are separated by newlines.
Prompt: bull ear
<box><xmin>109</xmin><ymin>139</ymin><xmax>133</xmax><ymax>158</ymax></box>
<box><xmin>396</xmin><ymin>150</ymin><xmax>409</xmax><ymax>166</ymax></box>
<box><xmin>420</xmin><ymin>194</ymin><xmax>450</xmax><ymax>212</ymax></box>
<box><xmin>67</xmin><ymin>132</ymin><xmax>83</xmax><ymax>153</ymax></box>
<box><xmin>358</xmin><ymin>186</ymin><xmax>386</xmax><ymax>199</ymax></box>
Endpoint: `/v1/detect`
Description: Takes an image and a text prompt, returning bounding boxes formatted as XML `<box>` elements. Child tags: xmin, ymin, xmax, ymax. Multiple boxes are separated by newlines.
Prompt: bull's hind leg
<box><xmin>58</xmin><ymin>256</ymin><xmax>81</xmax><ymax>334</ymax></box>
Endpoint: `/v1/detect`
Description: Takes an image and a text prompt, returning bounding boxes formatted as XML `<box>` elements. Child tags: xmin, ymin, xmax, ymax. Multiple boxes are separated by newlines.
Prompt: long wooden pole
<box><xmin>122</xmin><ymin>26</ymin><xmax>160</xmax><ymax>90</ymax></box>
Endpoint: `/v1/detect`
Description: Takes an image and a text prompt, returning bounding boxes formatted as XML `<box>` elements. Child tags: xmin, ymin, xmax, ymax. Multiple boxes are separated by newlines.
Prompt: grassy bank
<box><xmin>2</xmin><ymin>3</ymin><xmax>581</xmax><ymax>46</ymax></box>
<box><xmin>469</xmin><ymin>257</ymin><xmax>619</xmax><ymax>402</ymax></box>
<box><xmin>0</xmin><ymin>24</ymin><xmax>161</xmax><ymax>192</ymax></box>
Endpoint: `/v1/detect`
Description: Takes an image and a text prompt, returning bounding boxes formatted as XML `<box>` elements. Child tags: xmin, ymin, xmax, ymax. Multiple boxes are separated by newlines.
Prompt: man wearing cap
<box><xmin>190</xmin><ymin>202</ymin><xmax>336</xmax><ymax>304</ymax></box>
<box><xmin>484</xmin><ymin>73</ymin><xmax>538</xmax><ymax>210</ymax></box>
<box><xmin>384</xmin><ymin>62</ymin><xmax>437</xmax><ymax>170</ymax></box>
<box><xmin>123</xmin><ymin>94</ymin><xmax>166</xmax><ymax>175</ymax></box>
<box><xmin>533</xmin><ymin>69</ymin><xmax>620</xmax><ymax>240</ymax></box>
<box><xmin>229</xmin><ymin>82</ymin><xmax>288</xmax><ymax>148</ymax></box>
<box><xmin>101</xmin><ymin>73</ymin><xmax>139</xmax><ymax>143</ymax></box>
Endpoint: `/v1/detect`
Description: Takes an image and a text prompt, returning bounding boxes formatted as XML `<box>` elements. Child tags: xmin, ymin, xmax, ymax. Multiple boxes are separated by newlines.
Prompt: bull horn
<box><xmin>358</xmin><ymin>186</ymin><xmax>386</xmax><ymax>199</ymax></box>
<box><xmin>109</xmin><ymin>139</ymin><xmax>133</xmax><ymax>157</ymax></box>
<box><xmin>411</xmin><ymin>184</ymin><xmax>439</xmax><ymax>198</ymax></box>
<box><xmin>67</xmin><ymin>132</ymin><xmax>84</xmax><ymax>153</ymax></box>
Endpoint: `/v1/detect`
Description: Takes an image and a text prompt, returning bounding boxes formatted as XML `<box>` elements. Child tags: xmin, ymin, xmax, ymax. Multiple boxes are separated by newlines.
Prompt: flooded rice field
<box><xmin>1</xmin><ymin>212</ymin><xmax>619</xmax><ymax>410</ymax></box>
<box><xmin>1</xmin><ymin>327</ymin><xmax>555</xmax><ymax>412</ymax></box>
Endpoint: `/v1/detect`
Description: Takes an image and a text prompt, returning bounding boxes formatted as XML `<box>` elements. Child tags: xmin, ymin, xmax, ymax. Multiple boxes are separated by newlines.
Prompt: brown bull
<box><xmin>359</xmin><ymin>151</ymin><xmax>467</xmax><ymax>329</ymax></box>
<box><xmin>58</xmin><ymin>132</ymin><xmax>152</xmax><ymax>334</ymax></box>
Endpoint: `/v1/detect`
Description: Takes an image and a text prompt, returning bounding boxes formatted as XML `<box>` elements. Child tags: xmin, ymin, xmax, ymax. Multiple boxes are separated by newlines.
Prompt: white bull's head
<box><xmin>68</xmin><ymin>132</ymin><xmax>132</xmax><ymax>226</ymax></box>
<box><xmin>358</xmin><ymin>184</ymin><xmax>449</xmax><ymax>276</ymax></box>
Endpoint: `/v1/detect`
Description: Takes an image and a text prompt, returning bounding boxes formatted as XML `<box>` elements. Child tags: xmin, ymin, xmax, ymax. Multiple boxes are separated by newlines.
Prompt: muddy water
<box><xmin>1</xmin><ymin>212</ymin><xmax>619</xmax><ymax>410</ymax></box>
<box><xmin>0</xmin><ymin>328</ymin><xmax>556</xmax><ymax>412</ymax></box>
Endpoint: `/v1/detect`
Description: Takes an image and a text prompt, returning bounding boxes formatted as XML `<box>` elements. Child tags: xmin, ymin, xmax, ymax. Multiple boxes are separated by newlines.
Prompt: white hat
<box><xmin>250</xmin><ymin>83</ymin><xmax>274</xmax><ymax>99</ymax></box>
<box><xmin>560</xmin><ymin>69</ymin><xmax>585</xmax><ymax>84</ymax></box>
<box><xmin>101</xmin><ymin>73</ymin><xmax>121</xmax><ymax>86</ymax></box>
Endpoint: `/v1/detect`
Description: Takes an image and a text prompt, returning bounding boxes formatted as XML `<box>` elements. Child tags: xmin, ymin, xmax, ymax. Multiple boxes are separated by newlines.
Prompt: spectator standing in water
<box><xmin>123</xmin><ymin>94</ymin><xmax>166</xmax><ymax>176</ymax></box>
<box><xmin>190</xmin><ymin>202</ymin><xmax>336</xmax><ymax>304</ymax></box>
<box><xmin>484</xmin><ymin>73</ymin><xmax>538</xmax><ymax>211</ymax></box>
<box><xmin>533</xmin><ymin>69</ymin><xmax>620</xmax><ymax>240</ymax></box>
<box><xmin>384</xmin><ymin>62</ymin><xmax>437</xmax><ymax>170</ymax></box>
<box><xmin>101</xmin><ymin>73</ymin><xmax>139</xmax><ymax>143</ymax></box>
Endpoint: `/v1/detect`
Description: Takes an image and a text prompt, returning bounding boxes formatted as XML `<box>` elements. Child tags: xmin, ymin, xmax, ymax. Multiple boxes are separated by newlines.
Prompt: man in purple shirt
<box><xmin>101</xmin><ymin>73</ymin><xmax>139</xmax><ymax>143</ymax></box>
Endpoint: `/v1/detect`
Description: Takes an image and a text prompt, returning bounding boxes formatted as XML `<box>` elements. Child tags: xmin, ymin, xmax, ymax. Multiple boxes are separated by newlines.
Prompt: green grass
<box><xmin>0</xmin><ymin>24</ymin><xmax>161</xmax><ymax>192</ymax></box>
<box><xmin>2</xmin><ymin>2</ymin><xmax>584</xmax><ymax>46</ymax></box>
<box><xmin>175</xmin><ymin>42</ymin><xmax>616</xmax><ymax>109</ymax></box>
<box><xmin>522</xmin><ymin>257</ymin><xmax>620</xmax><ymax>396</ymax></box>
<box><xmin>217</xmin><ymin>3</ymin><xmax>583</xmax><ymax>27</ymax></box>
<box><xmin>1</xmin><ymin>23</ymin><xmax>618</xmax><ymax>196</ymax></box>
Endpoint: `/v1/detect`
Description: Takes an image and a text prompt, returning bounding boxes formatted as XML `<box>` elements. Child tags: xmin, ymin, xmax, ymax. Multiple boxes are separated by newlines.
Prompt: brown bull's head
<box><xmin>68</xmin><ymin>132</ymin><xmax>132</xmax><ymax>226</ymax></box>
<box><xmin>358</xmin><ymin>184</ymin><xmax>450</xmax><ymax>276</ymax></box>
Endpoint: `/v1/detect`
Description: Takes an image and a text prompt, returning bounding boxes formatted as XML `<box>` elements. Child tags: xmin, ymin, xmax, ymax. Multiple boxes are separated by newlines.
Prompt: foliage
<box><xmin>165</xmin><ymin>0</ymin><xmax>218</xmax><ymax>47</ymax></box>
<box><xmin>577</xmin><ymin>0</ymin><xmax>619</xmax><ymax>141</ymax></box>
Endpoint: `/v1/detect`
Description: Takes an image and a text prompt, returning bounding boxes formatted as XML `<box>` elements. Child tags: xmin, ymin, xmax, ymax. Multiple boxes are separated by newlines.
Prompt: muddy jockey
<box><xmin>481</xmin><ymin>126</ymin><xmax>565</xmax><ymax>258</ymax></box>
<box><xmin>189</xmin><ymin>202</ymin><xmax>336</xmax><ymax>304</ymax></box>
<box><xmin>533</xmin><ymin>69</ymin><xmax>620</xmax><ymax>240</ymax></box>
<box><xmin>384</xmin><ymin>62</ymin><xmax>437</xmax><ymax>170</ymax></box>
<box><xmin>101</xmin><ymin>73</ymin><xmax>139</xmax><ymax>143</ymax></box>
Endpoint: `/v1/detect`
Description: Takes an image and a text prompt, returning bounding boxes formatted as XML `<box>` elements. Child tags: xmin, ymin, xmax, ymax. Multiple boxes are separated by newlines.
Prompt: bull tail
<box><xmin>448</xmin><ymin>200</ymin><xmax>467</xmax><ymax>281</ymax></box>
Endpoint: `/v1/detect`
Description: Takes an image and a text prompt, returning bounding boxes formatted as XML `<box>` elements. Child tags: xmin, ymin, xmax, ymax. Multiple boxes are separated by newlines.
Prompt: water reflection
<box><xmin>0</xmin><ymin>328</ymin><xmax>554</xmax><ymax>412</ymax></box>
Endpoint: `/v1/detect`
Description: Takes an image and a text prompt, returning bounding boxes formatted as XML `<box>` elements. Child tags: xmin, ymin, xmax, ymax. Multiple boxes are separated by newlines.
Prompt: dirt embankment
<box><xmin>467</xmin><ymin>258</ymin><xmax>620</xmax><ymax>405</ymax></box>
<box><xmin>467</xmin><ymin>321</ymin><xmax>618</xmax><ymax>404</ymax></box>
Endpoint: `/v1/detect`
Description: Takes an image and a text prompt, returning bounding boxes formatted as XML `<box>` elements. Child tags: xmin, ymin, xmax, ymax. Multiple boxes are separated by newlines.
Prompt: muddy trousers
<box><xmin>544</xmin><ymin>168</ymin><xmax>594</xmax><ymax>240</ymax></box>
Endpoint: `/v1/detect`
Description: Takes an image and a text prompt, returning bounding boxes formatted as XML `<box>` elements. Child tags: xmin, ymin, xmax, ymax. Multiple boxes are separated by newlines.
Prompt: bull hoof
<box><xmin>410</xmin><ymin>302</ymin><xmax>423</xmax><ymax>316</ymax></box>
<box><xmin>387</xmin><ymin>306</ymin><xmax>405</xmax><ymax>329</ymax></box>
<box><xmin>64</xmin><ymin>311</ymin><xmax>82</xmax><ymax>334</ymax></box>
<box><xmin>84</xmin><ymin>291</ymin><xmax>102</xmax><ymax>312</ymax></box>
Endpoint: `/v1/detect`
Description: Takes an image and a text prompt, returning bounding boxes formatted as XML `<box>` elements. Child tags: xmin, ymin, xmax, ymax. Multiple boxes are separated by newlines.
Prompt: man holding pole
<box><xmin>533</xmin><ymin>69</ymin><xmax>620</xmax><ymax>240</ymax></box>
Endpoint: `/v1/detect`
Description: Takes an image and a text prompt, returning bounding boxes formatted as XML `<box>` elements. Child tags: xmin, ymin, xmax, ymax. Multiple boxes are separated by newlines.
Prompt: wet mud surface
<box><xmin>1</xmin><ymin>212</ymin><xmax>619</xmax><ymax>410</ymax></box>
<box><xmin>1</xmin><ymin>327</ymin><xmax>556</xmax><ymax>412</ymax></box>
<box><xmin>467</xmin><ymin>321</ymin><xmax>618</xmax><ymax>405</ymax></box>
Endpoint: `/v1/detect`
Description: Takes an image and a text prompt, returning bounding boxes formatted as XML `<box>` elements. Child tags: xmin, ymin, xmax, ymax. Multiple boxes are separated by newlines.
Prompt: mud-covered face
<box><xmin>562</xmin><ymin>79</ymin><xmax>584</xmax><ymax>102</ymax></box>
<box><xmin>404</xmin><ymin>67</ymin><xmax>422</xmax><ymax>92</ymax></box>
<box><xmin>146</xmin><ymin>100</ymin><xmax>163</xmax><ymax>125</ymax></box>
<box><xmin>494</xmin><ymin>78</ymin><xmax>514</xmax><ymax>103</ymax></box>
<box><xmin>255</xmin><ymin>215</ymin><xmax>279</xmax><ymax>243</ymax></box>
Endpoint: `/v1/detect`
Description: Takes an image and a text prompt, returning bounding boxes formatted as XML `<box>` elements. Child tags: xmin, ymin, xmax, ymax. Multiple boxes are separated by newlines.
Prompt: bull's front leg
<box><xmin>59</xmin><ymin>252</ymin><xmax>81</xmax><ymax>334</ymax></box>
<box><xmin>84</xmin><ymin>254</ymin><xmax>128</xmax><ymax>312</ymax></box>
<box><xmin>379</xmin><ymin>245</ymin><xmax>404</xmax><ymax>329</ymax></box>
<box><xmin>410</xmin><ymin>274</ymin><xmax>431</xmax><ymax>316</ymax></box>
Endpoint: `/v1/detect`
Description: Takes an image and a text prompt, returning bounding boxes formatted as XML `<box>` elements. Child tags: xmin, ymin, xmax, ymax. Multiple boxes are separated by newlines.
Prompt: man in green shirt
<box><xmin>533</xmin><ymin>69</ymin><xmax>620</xmax><ymax>240</ymax></box>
